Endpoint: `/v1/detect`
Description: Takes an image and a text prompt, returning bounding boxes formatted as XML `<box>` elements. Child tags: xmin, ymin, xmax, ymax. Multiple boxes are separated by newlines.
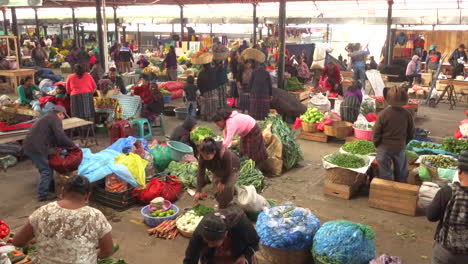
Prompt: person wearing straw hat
<box><xmin>373</xmin><ymin>86</ymin><xmax>415</xmax><ymax>183</ymax></box>
<box><xmin>427</xmin><ymin>151</ymin><xmax>468</xmax><ymax>264</ymax></box>
<box><xmin>23</xmin><ymin>105</ymin><xmax>75</xmax><ymax>201</ymax></box>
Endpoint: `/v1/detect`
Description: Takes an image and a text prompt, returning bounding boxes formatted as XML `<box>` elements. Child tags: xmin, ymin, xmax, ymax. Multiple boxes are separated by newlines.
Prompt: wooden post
<box><xmin>59</xmin><ymin>23</ymin><xmax>63</xmax><ymax>40</ymax></box>
<box><xmin>210</xmin><ymin>23</ymin><xmax>213</xmax><ymax>38</ymax></box>
<box><xmin>277</xmin><ymin>0</ymin><xmax>286</xmax><ymax>90</ymax></box>
<box><xmin>34</xmin><ymin>8</ymin><xmax>40</xmax><ymax>38</ymax></box>
<box><xmin>386</xmin><ymin>0</ymin><xmax>394</xmax><ymax>65</ymax></box>
<box><xmin>326</xmin><ymin>24</ymin><xmax>329</xmax><ymax>43</ymax></box>
<box><xmin>95</xmin><ymin>0</ymin><xmax>105</xmax><ymax>70</ymax></box>
<box><xmin>2</xmin><ymin>8</ymin><xmax>8</xmax><ymax>35</ymax></box>
<box><xmin>253</xmin><ymin>3</ymin><xmax>257</xmax><ymax>45</ymax></box>
<box><xmin>43</xmin><ymin>25</ymin><xmax>47</xmax><ymax>37</ymax></box>
<box><xmin>137</xmin><ymin>23</ymin><xmax>141</xmax><ymax>53</ymax></box>
<box><xmin>11</xmin><ymin>8</ymin><xmax>21</xmax><ymax>63</ymax></box>
<box><xmin>113</xmin><ymin>6</ymin><xmax>119</xmax><ymax>43</ymax></box>
<box><xmin>71</xmin><ymin>8</ymin><xmax>78</xmax><ymax>47</ymax></box>
<box><xmin>180</xmin><ymin>5</ymin><xmax>184</xmax><ymax>41</ymax></box>
<box><xmin>122</xmin><ymin>25</ymin><xmax>126</xmax><ymax>43</ymax></box>
<box><xmin>80</xmin><ymin>25</ymin><xmax>85</xmax><ymax>48</ymax></box>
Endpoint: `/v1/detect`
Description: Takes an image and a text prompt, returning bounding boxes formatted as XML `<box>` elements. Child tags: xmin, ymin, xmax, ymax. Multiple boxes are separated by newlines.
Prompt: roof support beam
<box><xmin>180</xmin><ymin>5</ymin><xmax>184</xmax><ymax>41</ymax></box>
<box><xmin>71</xmin><ymin>8</ymin><xmax>79</xmax><ymax>47</ymax></box>
<box><xmin>34</xmin><ymin>8</ymin><xmax>40</xmax><ymax>38</ymax></box>
<box><xmin>11</xmin><ymin>7</ymin><xmax>21</xmax><ymax>63</ymax></box>
<box><xmin>385</xmin><ymin>0</ymin><xmax>394</xmax><ymax>65</ymax></box>
<box><xmin>113</xmin><ymin>6</ymin><xmax>119</xmax><ymax>43</ymax></box>
<box><xmin>253</xmin><ymin>3</ymin><xmax>257</xmax><ymax>45</ymax></box>
<box><xmin>96</xmin><ymin>0</ymin><xmax>105</xmax><ymax>71</ymax></box>
<box><xmin>277</xmin><ymin>0</ymin><xmax>286</xmax><ymax>90</ymax></box>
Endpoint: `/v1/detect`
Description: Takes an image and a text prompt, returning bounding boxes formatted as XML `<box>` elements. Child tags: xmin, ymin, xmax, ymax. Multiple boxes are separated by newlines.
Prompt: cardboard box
<box><xmin>368</xmin><ymin>178</ymin><xmax>420</xmax><ymax>216</ymax></box>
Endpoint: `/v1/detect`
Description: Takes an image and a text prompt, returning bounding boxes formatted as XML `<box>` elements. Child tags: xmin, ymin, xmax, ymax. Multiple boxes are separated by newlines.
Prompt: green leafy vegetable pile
<box><xmin>286</xmin><ymin>77</ymin><xmax>304</xmax><ymax>92</ymax></box>
<box><xmin>98</xmin><ymin>259</ymin><xmax>128</xmax><ymax>264</ymax></box>
<box><xmin>326</xmin><ymin>153</ymin><xmax>366</xmax><ymax>168</ymax></box>
<box><xmin>167</xmin><ymin>161</ymin><xmax>199</xmax><ymax>189</ymax></box>
<box><xmin>342</xmin><ymin>140</ymin><xmax>376</xmax><ymax>155</ymax></box>
<box><xmin>192</xmin><ymin>204</ymin><xmax>214</xmax><ymax>216</ymax></box>
<box><xmin>423</xmin><ymin>155</ymin><xmax>457</xmax><ymax>169</ymax></box>
<box><xmin>441</xmin><ymin>138</ymin><xmax>468</xmax><ymax>155</ymax></box>
<box><xmin>263</xmin><ymin>114</ymin><xmax>303</xmax><ymax>170</ymax></box>
<box><xmin>300</xmin><ymin>107</ymin><xmax>325</xmax><ymax>123</ymax></box>
<box><xmin>237</xmin><ymin>159</ymin><xmax>265</xmax><ymax>192</ymax></box>
<box><xmin>408</xmin><ymin>141</ymin><xmax>440</xmax><ymax>150</ymax></box>
<box><xmin>190</xmin><ymin>126</ymin><xmax>216</xmax><ymax>144</ymax></box>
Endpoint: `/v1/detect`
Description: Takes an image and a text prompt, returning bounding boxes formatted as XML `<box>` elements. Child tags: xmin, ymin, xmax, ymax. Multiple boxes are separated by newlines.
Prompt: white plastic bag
<box><xmin>360</xmin><ymin>95</ymin><xmax>376</xmax><ymax>115</ymax></box>
<box><xmin>417</xmin><ymin>182</ymin><xmax>440</xmax><ymax>210</ymax></box>
<box><xmin>235</xmin><ymin>185</ymin><xmax>270</xmax><ymax>213</ymax></box>
<box><xmin>309</xmin><ymin>93</ymin><xmax>331</xmax><ymax>112</ymax></box>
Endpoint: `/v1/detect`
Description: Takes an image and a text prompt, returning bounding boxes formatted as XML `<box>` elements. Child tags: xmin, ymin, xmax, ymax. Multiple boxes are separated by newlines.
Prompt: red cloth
<box><xmin>65</xmin><ymin>73</ymin><xmax>96</xmax><ymax>96</ymax></box>
<box><xmin>365</xmin><ymin>113</ymin><xmax>378</xmax><ymax>122</ymax></box>
<box><xmin>39</xmin><ymin>96</ymin><xmax>71</xmax><ymax>115</ymax></box>
<box><xmin>132</xmin><ymin>175</ymin><xmax>183</xmax><ymax>203</ymax></box>
<box><xmin>89</xmin><ymin>56</ymin><xmax>96</xmax><ymax>68</ymax></box>
<box><xmin>48</xmin><ymin>147</ymin><xmax>83</xmax><ymax>174</ymax></box>
<box><xmin>133</xmin><ymin>84</ymin><xmax>153</xmax><ymax>104</ymax></box>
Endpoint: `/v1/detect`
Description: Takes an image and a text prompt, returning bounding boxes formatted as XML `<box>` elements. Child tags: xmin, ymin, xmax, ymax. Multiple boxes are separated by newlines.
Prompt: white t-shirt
<box><xmin>29</xmin><ymin>202</ymin><xmax>112</xmax><ymax>264</ymax></box>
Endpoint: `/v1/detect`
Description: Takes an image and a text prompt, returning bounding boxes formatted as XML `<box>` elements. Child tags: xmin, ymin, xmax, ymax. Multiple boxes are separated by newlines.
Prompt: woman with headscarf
<box><xmin>66</xmin><ymin>64</ymin><xmax>96</xmax><ymax>121</ymax></box>
<box><xmin>406</xmin><ymin>55</ymin><xmax>421</xmax><ymax>86</ymax></box>
<box><xmin>236</xmin><ymin>60</ymin><xmax>254</xmax><ymax>113</ymax></box>
<box><xmin>197</xmin><ymin>63</ymin><xmax>219</xmax><ymax>121</ymax></box>
<box><xmin>184</xmin><ymin>205</ymin><xmax>259</xmax><ymax>264</ymax></box>
<box><xmin>249</xmin><ymin>63</ymin><xmax>272</xmax><ymax>120</ymax></box>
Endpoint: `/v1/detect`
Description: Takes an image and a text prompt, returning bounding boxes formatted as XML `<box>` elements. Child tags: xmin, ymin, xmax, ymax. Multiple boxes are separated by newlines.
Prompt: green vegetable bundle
<box><xmin>300</xmin><ymin>107</ymin><xmax>325</xmax><ymax>124</ymax></box>
<box><xmin>326</xmin><ymin>153</ymin><xmax>366</xmax><ymax>168</ymax></box>
<box><xmin>190</xmin><ymin>126</ymin><xmax>216</xmax><ymax>144</ymax></box>
<box><xmin>342</xmin><ymin>140</ymin><xmax>376</xmax><ymax>155</ymax></box>
<box><xmin>192</xmin><ymin>204</ymin><xmax>214</xmax><ymax>216</ymax></box>
<box><xmin>441</xmin><ymin>138</ymin><xmax>468</xmax><ymax>155</ymax></box>
<box><xmin>167</xmin><ymin>161</ymin><xmax>199</xmax><ymax>189</ymax></box>
<box><xmin>423</xmin><ymin>155</ymin><xmax>457</xmax><ymax>169</ymax></box>
<box><xmin>237</xmin><ymin>159</ymin><xmax>265</xmax><ymax>192</ymax></box>
<box><xmin>286</xmin><ymin>77</ymin><xmax>304</xmax><ymax>92</ymax></box>
<box><xmin>264</xmin><ymin>114</ymin><xmax>303</xmax><ymax>170</ymax></box>
<box><xmin>408</xmin><ymin>141</ymin><xmax>440</xmax><ymax>150</ymax></box>
<box><xmin>159</xmin><ymin>88</ymin><xmax>171</xmax><ymax>96</ymax></box>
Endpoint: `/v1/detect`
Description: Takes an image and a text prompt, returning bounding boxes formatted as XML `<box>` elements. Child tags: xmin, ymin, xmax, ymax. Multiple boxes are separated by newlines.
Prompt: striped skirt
<box><xmin>200</xmin><ymin>89</ymin><xmax>220</xmax><ymax>121</ymax></box>
<box><xmin>70</xmin><ymin>92</ymin><xmax>95</xmax><ymax>121</ymax></box>
<box><xmin>239</xmin><ymin>93</ymin><xmax>250</xmax><ymax>111</ymax></box>
<box><xmin>218</xmin><ymin>83</ymin><xmax>227</xmax><ymax>109</ymax></box>
<box><xmin>249</xmin><ymin>96</ymin><xmax>270</xmax><ymax>120</ymax></box>
<box><xmin>241</xmin><ymin>124</ymin><xmax>268</xmax><ymax>165</ymax></box>
<box><xmin>340</xmin><ymin>96</ymin><xmax>361</xmax><ymax>123</ymax></box>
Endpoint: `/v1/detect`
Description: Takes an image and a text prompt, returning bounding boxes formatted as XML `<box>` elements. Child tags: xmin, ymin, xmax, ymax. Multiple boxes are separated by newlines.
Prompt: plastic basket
<box><xmin>353</xmin><ymin>127</ymin><xmax>373</xmax><ymax>141</ymax></box>
<box><xmin>141</xmin><ymin>204</ymin><xmax>180</xmax><ymax>227</ymax></box>
<box><xmin>174</xmin><ymin>107</ymin><xmax>188</xmax><ymax>120</ymax></box>
<box><xmin>92</xmin><ymin>183</ymin><xmax>138</xmax><ymax>211</ymax></box>
<box><xmin>301</xmin><ymin>122</ymin><xmax>317</xmax><ymax>133</ymax></box>
<box><xmin>324</xmin><ymin>121</ymin><xmax>353</xmax><ymax>138</ymax></box>
<box><xmin>167</xmin><ymin>141</ymin><xmax>194</xmax><ymax>161</ymax></box>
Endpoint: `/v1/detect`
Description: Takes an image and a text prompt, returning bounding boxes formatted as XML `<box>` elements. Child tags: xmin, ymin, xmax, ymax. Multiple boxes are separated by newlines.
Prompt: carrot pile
<box><xmin>146</xmin><ymin>218</ymin><xmax>180</xmax><ymax>240</ymax></box>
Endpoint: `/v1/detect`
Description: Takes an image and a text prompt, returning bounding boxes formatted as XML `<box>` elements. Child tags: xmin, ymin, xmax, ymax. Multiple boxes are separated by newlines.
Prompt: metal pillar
<box><xmin>326</xmin><ymin>24</ymin><xmax>329</xmax><ymax>43</ymax></box>
<box><xmin>43</xmin><ymin>25</ymin><xmax>47</xmax><ymax>37</ymax></box>
<box><xmin>34</xmin><ymin>8</ymin><xmax>40</xmax><ymax>38</ymax></box>
<box><xmin>180</xmin><ymin>5</ymin><xmax>184</xmax><ymax>41</ymax></box>
<box><xmin>210</xmin><ymin>24</ymin><xmax>213</xmax><ymax>38</ymax></box>
<box><xmin>95</xmin><ymin>0</ymin><xmax>105</xmax><ymax>71</ymax></box>
<box><xmin>80</xmin><ymin>25</ymin><xmax>85</xmax><ymax>47</ymax></box>
<box><xmin>113</xmin><ymin>6</ymin><xmax>119</xmax><ymax>43</ymax></box>
<box><xmin>137</xmin><ymin>23</ymin><xmax>141</xmax><ymax>53</ymax></box>
<box><xmin>59</xmin><ymin>24</ymin><xmax>63</xmax><ymax>40</ymax></box>
<box><xmin>277</xmin><ymin>0</ymin><xmax>286</xmax><ymax>90</ymax></box>
<box><xmin>386</xmin><ymin>0</ymin><xmax>394</xmax><ymax>65</ymax></box>
<box><xmin>102</xmin><ymin>0</ymin><xmax>109</xmax><ymax>72</ymax></box>
<box><xmin>2</xmin><ymin>8</ymin><xmax>8</xmax><ymax>35</ymax></box>
<box><xmin>122</xmin><ymin>25</ymin><xmax>126</xmax><ymax>43</ymax></box>
<box><xmin>71</xmin><ymin>8</ymin><xmax>78</xmax><ymax>47</ymax></box>
<box><xmin>253</xmin><ymin>3</ymin><xmax>257</xmax><ymax>45</ymax></box>
<box><xmin>11</xmin><ymin>7</ymin><xmax>21</xmax><ymax>62</ymax></box>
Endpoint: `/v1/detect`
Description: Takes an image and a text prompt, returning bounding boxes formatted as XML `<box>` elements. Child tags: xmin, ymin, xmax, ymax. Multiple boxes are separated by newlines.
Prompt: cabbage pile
<box><xmin>312</xmin><ymin>220</ymin><xmax>376</xmax><ymax>264</ymax></box>
<box><xmin>256</xmin><ymin>204</ymin><xmax>320</xmax><ymax>250</ymax></box>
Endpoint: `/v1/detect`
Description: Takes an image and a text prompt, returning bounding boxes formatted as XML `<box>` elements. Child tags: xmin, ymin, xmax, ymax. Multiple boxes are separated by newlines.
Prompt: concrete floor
<box><xmin>0</xmin><ymin>100</ymin><xmax>467</xmax><ymax>263</ymax></box>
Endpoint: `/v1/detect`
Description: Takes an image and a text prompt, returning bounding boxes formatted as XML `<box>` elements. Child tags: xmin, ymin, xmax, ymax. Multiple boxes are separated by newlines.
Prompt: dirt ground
<box><xmin>0</xmin><ymin>100</ymin><xmax>467</xmax><ymax>264</ymax></box>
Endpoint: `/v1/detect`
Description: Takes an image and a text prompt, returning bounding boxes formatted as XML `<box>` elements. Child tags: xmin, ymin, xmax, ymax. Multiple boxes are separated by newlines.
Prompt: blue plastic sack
<box><xmin>312</xmin><ymin>220</ymin><xmax>376</xmax><ymax>264</ymax></box>
<box><xmin>106</xmin><ymin>136</ymin><xmax>150</xmax><ymax>153</ymax></box>
<box><xmin>406</xmin><ymin>140</ymin><xmax>457</xmax><ymax>157</ymax></box>
<box><xmin>78</xmin><ymin>148</ymin><xmax>139</xmax><ymax>187</ymax></box>
<box><xmin>256</xmin><ymin>204</ymin><xmax>320</xmax><ymax>250</ymax></box>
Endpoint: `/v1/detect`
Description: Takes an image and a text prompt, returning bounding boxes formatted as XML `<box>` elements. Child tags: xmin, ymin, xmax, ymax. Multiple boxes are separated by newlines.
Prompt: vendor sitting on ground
<box><xmin>17</xmin><ymin>76</ymin><xmax>40</xmax><ymax>106</ymax></box>
<box><xmin>104</xmin><ymin>67</ymin><xmax>126</xmax><ymax>94</ymax></box>
<box><xmin>296</xmin><ymin>56</ymin><xmax>311</xmax><ymax>83</ymax></box>
<box><xmin>183</xmin><ymin>205</ymin><xmax>260</xmax><ymax>264</ymax></box>
<box><xmin>54</xmin><ymin>84</ymin><xmax>67</xmax><ymax>98</ymax></box>
<box><xmin>132</xmin><ymin>76</ymin><xmax>164</xmax><ymax>125</ymax></box>
<box><xmin>23</xmin><ymin>105</ymin><xmax>75</xmax><ymax>201</ymax></box>
<box><xmin>13</xmin><ymin>175</ymin><xmax>115</xmax><ymax>263</ymax></box>
<box><xmin>340</xmin><ymin>81</ymin><xmax>363</xmax><ymax>123</ymax></box>
<box><xmin>427</xmin><ymin>151</ymin><xmax>468</xmax><ymax>264</ymax></box>
<box><xmin>194</xmin><ymin>138</ymin><xmax>240</xmax><ymax>209</ymax></box>
<box><xmin>320</xmin><ymin>61</ymin><xmax>342</xmax><ymax>94</ymax></box>
<box><xmin>213</xmin><ymin>109</ymin><xmax>267</xmax><ymax>166</ymax></box>
<box><xmin>373</xmin><ymin>86</ymin><xmax>415</xmax><ymax>183</ymax></box>
<box><xmin>170</xmin><ymin>117</ymin><xmax>197</xmax><ymax>152</ymax></box>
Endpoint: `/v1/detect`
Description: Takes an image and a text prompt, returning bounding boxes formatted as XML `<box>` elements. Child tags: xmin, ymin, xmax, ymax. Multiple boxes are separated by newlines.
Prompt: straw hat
<box><xmin>385</xmin><ymin>86</ymin><xmax>408</xmax><ymax>107</ymax></box>
<box><xmin>241</xmin><ymin>48</ymin><xmax>265</xmax><ymax>63</ymax></box>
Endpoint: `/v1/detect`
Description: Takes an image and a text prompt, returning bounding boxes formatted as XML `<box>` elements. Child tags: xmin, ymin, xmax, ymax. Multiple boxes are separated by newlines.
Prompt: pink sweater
<box><xmin>223</xmin><ymin>111</ymin><xmax>256</xmax><ymax>147</ymax></box>
<box><xmin>66</xmin><ymin>73</ymin><xmax>97</xmax><ymax>96</ymax></box>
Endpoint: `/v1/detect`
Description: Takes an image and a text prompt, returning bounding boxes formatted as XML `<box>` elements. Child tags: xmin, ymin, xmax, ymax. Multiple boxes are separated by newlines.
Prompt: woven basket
<box><xmin>177</xmin><ymin>227</ymin><xmax>193</xmax><ymax>238</ymax></box>
<box><xmin>213</xmin><ymin>50</ymin><xmax>229</xmax><ymax>61</ymax></box>
<box><xmin>260</xmin><ymin>244</ymin><xmax>313</xmax><ymax>264</ymax></box>
<box><xmin>191</xmin><ymin>52</ymin><xmax>213</xmax><ymax>65</ymax></box>
<box><xmin>326</xmin><ymin>168</ymin><xmax>364</xmax><ymax>186</ymax></box>
<box><xmin>324</xmin><ymin>121</ymin><xmax>353</xmax><ymax>138</ymax></box>
<box><xmin>301</xmin><ymin>122</ymin><xmax>317</xmax><ymax>133</ymax></box>
<box><xmin>241</xmin><ymin>48</ymin><xmax>266</xmax><ymax>63</ymax></box>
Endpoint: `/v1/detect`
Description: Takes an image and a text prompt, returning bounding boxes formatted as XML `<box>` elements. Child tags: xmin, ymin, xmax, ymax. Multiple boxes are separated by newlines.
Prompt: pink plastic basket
<box><xmin>353</xmin><ymin>127</ymin><xmax>373</xmax><ymax>141</ymax></box>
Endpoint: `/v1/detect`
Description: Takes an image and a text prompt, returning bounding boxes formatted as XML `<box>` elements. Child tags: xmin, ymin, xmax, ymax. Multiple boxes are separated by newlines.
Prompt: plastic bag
<box><xmin>235</xmin><ymin>185</ymin><xmax>270</xmax><ymax>213</ymax></box>
<box><xmin>132</xmin><ymin>175</ymin><xmax>182</xmax><ymax>203</ymax></box>
<box><xmin>150</xmin><ymin>144</ymin><xmax>173</xmax><ymax>172</ymax></box>
<box><xmin>309</xmin><ymin>93</ymin><xmax>331</xmax><ymax>112</ymax></box>
<box><xmin>256</xmin><ymin>204</ymin><xmax>321</xmax><ymax>250</ymax></box>
<box><xmin>418</xmin><ymin>182</ymin><xmax>440</xmax><ymax>210</ymax></box>
<box><xmin>48</xmin><ymin>147</ymin><xmax>83</xmax><ymax>174</ymax></box>
<box><xmin>261</xmin><ymin>126</ymin><xmax>283</xmax><ymax>176</ymax></box>
<box><xmin>360</xmin><ymin>96</ymin><xmax>376</xmax><ymax>115</ymax></box>
<box><xmin>354</xmin><ymin>114</ymin><xmax>374</xmax><ymax>130</ymax></box>
<box><xmin>114</xmin><ymin>153</ymin><xmax>148</xmax><ymax>188</ymax></box>
<box><xmin>105</xmin><ymin>174</ymin><xmax>129</xmax><ymax>193</ymax></box>
<box><xmin>369</xmin><ymin>254</ymin><xmax>403</xmax><ymax>264</ymax></box>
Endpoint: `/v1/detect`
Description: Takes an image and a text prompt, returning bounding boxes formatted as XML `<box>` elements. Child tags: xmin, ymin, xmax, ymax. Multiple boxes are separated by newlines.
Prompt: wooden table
<box><xmin>0</xmin><ymin>117</ymin><xmax>97</xmax><ymax>146</ymax></box>
<box><xmin>0</xmin><ymin>69</ymin><xmax>36</xmax><ymax>94</ymax></box>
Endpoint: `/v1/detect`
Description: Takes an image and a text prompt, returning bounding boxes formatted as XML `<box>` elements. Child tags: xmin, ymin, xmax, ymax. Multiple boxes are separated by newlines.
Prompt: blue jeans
<box><xmin>353</xmin><ymin>62</ymin><xmax>366</xmax><ymax>91</ymax></box>
<box><xmin>376</xmin><ymin>149</ymin><xmax>408</xmax><ymax>183</ymax></box>
<box><xmin>26</xmin><ymin>151</ymin><xmax>54</xmax><ymax>199</ymax></box>
<box><xmin>187</xmin><ymin>101</ymin><xmax>197</xmax><ymax>117</ymax></box>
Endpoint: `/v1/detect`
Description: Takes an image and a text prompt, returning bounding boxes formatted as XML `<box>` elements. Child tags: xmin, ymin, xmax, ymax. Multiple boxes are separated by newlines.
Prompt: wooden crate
<box><xmin>368</xmin><ymin>178</ymin><xmax>420</xmax><ymax>216</ymax></box>
<box><xmin>324</xmin><ymin>173</ymin><xmax>366</xmax><ymax>200</ymax></box>
<box><xmin>289</xmin><ymin>91</ymin><xmax>310</xmax><ymax>102</ymax></box>
<box><xmin>300</xmin><ymin>131</ymin><xmax>328</xmax><ymax>143</ymax></box>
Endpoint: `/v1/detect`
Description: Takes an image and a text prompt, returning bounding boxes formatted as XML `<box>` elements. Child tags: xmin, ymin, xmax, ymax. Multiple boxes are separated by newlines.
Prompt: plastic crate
<box><xmin>92</xmin><ymin>183</ymin><xmax>139</xmax><ymax>211</ymax></box>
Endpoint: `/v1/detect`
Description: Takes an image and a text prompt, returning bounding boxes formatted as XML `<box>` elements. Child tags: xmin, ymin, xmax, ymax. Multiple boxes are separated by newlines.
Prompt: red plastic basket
<box><xmin>353</xmin><ymin>127</ymin><xmax>373</xmax><ymax>141</ymax></box>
